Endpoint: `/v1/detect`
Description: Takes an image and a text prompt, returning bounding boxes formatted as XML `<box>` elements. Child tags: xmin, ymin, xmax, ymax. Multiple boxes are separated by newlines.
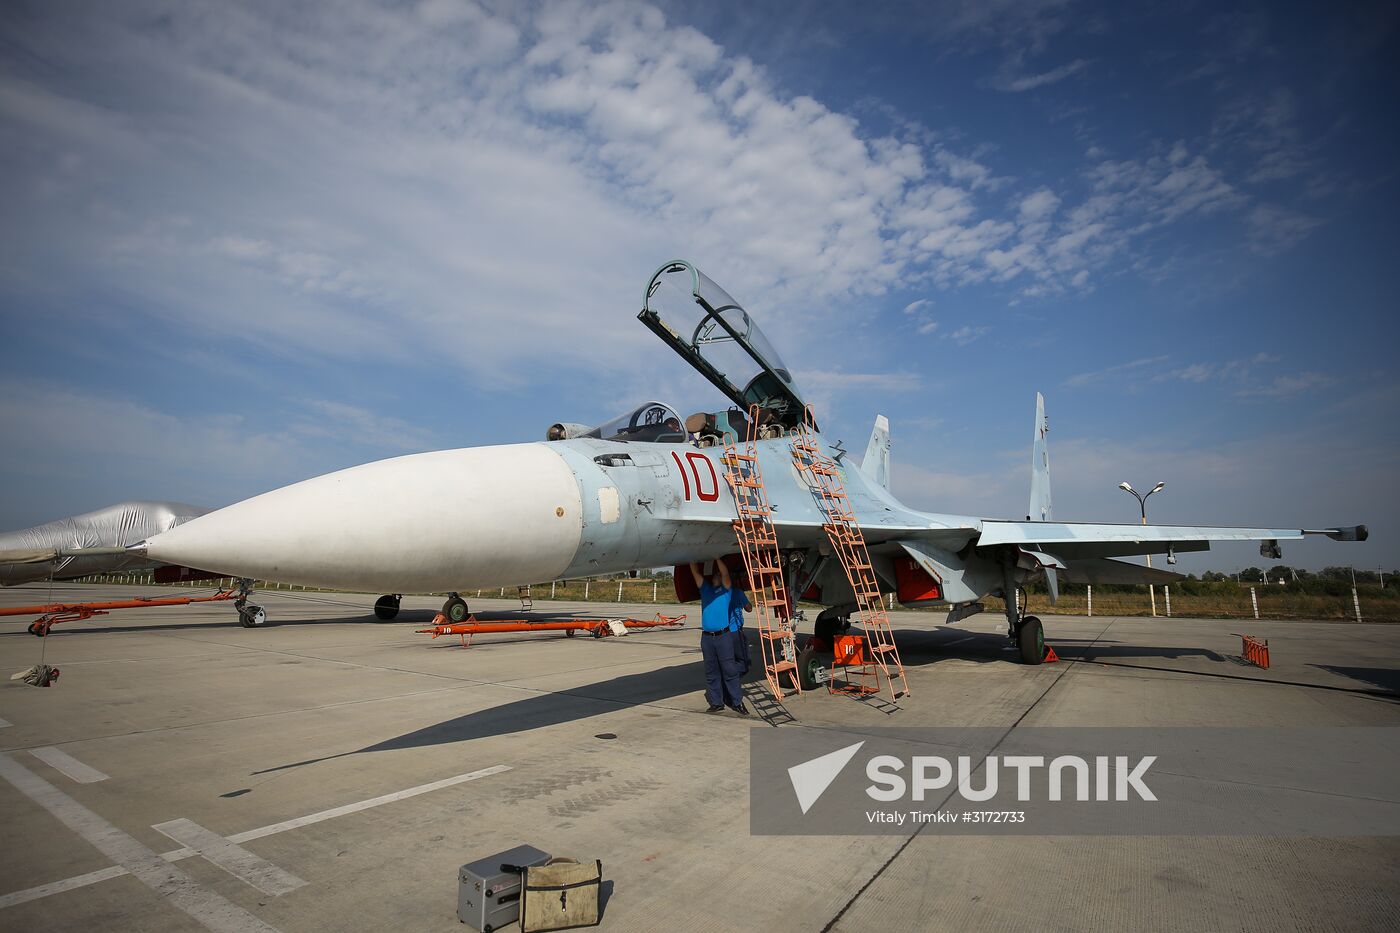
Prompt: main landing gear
<box><xmin>441</xmin><ymin>593</ymin><xmax>470</xmax><ymax>623</ymax></box>
<box><xmin>374</xmin><ymin>594</ymin><xmax>402</xmax><ymax>620</ymax></box>
<box><xmin>1002</xmin><ymin>558</ymin><xmax>1044</xmax><ymax>665</ymax></box>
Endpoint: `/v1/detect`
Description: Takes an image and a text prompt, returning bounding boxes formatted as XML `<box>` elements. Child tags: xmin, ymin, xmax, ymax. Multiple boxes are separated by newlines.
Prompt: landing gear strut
<box><xmin>374</xmin><ymin>594</ymin><xmax>402</xmax><ymax>621</ymax></box>
<box><xmin>442</xmin><ymin>593</ymin><xmax>469</xmax><ymax>623</ymax></box>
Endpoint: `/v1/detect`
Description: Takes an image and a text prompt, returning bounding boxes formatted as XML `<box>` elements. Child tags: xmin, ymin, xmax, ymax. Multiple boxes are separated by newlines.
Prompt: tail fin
<box><xmin>1028</xmin><ymin>393</ymin><xmax>1057</xmax><ymax>602</ymax></box>
<box><xmin>860</xmin><ymin>415</ymin><xmax>891</xmax><ymax>489</ymax></box>
<box><xmin>1028</xmin><ymin>393</ymin><xmax>1051</xmax><ymax>522</ymax></box>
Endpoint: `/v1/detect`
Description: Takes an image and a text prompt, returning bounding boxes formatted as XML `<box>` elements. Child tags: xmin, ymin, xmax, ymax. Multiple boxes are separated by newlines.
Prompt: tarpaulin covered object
<box><xmin>0</xmin><ymin>501</ymin><xmax>208</xmax><ymax>585</ymax></box>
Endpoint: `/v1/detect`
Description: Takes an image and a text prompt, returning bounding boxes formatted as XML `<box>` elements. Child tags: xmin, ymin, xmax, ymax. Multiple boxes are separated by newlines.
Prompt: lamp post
<box><xmin>1119</xmin><ymin>481</ymin><xmax>1165</xmax><ymax>617</ymax></box>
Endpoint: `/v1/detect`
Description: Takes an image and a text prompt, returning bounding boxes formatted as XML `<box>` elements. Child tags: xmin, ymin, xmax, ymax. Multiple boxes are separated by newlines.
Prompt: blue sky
<box><xmin>1</xmin><ymin>0</ymin><xmax>1396</xmax><ymax>573</ymax></box>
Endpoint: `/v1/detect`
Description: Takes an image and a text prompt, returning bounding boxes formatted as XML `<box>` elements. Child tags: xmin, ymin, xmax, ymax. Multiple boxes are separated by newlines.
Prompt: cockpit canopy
<box><xmin>582</xmin><ymin>401</ymin><xmax>686</xmax><ymax>444</ymax></box>
<box><xmin>638</xmin><ymin>260</ymin><xmax>811</xmax><ymax>430</ymax></box>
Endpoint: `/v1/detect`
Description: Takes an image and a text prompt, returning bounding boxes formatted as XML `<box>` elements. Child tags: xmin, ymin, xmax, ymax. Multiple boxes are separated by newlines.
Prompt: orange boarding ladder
<box><xmin>721</xmin><ymin>407</ymin><xmax>801</xmax><ymax>702</ymax></box>
<box><xmin>790</xmin><ymin>408</ymin><xmax>909</xmax><ymax>702</ymax></box>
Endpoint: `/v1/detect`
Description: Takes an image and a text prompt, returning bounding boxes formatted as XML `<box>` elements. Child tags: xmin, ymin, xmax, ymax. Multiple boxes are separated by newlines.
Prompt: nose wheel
<box><xmin>374</xmin><ymin>594</ymin><xmax>402</xmax><ymax>620</ymax></box>
<box><xmin>237</xmin><ymin>602</ymin><xmax>266</xmax><ymax>627</ymax></box>
<box><xmin>442</xmin><ymin>593</ymin><xmax>470</xmax><ymax>623</ymax></box>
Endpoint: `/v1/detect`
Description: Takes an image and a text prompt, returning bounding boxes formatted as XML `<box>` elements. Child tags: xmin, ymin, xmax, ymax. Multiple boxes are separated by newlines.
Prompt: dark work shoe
<box><xmin>706</xmin><ymin>704</ymin><xmax>724</xmax><ymax>713</ymax></box>
<box><xmin>728</xmin><ymin>703</ymin><xmax>750</xmax><ymax>716</ymax></box>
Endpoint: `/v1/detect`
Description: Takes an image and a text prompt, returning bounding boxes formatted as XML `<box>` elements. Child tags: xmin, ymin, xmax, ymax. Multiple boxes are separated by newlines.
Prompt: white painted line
<box><xmin>944</xmin><ymin>636</ymin><xmax>976</xmax><ymax>647</ymax></box>
<box><xmin>0</xmin><ymin>754</ymin><xmax>279</xmax><ymax>933</ymax></box>
<box><xmin>0</xmin><ymin>718</ymin><xmax>11</xmax><ymax>728</ymax></box>
<box><xmin>30</xmin><ymin>747</ymin><xmax>109</xmax><ymax>784</ymax></box>
<box><xmin>0</xmin><ymin>867</ymin><xmax>128</xmax><ymax>908</ymax></box>
<box><xmin>154</xmin><ymin>818</ymin><xmax>307</xmax><ymax>897</ymax></box>
<box><xmin>228</xmin><ymin>764</ymin><xmax>513</xmax><ymax>843</ymax></box>
<box><xmin>0</xmin><ymin>763</ymin><xmax>511</xmax><ymax>910</ymax></box>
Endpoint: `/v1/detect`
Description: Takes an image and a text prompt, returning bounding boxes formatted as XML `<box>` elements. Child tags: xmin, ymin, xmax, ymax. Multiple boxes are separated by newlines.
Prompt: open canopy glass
<box><xmin>638</xmin><ymin>260</ymin><xmax>810</xmax><ymax>429</ymax></box>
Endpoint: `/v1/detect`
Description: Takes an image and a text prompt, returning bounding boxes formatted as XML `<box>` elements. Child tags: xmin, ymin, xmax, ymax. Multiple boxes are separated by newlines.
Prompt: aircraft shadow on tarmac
<box><xmin>252</xmin><ymin>660</ymin><xmax>707</xmax><ymax>774</ymax></box>
<box><xmin>1313</xmin><ymin>665</ymin><xmax>1400</xmax><ymax>694</ymax></box>
<box><xmin>250</xmin><ymin>628</ymin><xmax>1027</xmax><ymax>776</ymax></box>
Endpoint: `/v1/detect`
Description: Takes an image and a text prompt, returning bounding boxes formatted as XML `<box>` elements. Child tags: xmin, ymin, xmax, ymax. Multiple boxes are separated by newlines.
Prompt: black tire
<box><xmin>374</xmin><ymin>594</ymin><xmax>401</xmax><ymax>621</ymax></box>
<box><xmin>813</xmin><ymin>615</ymin><xmax>849</xmax><ymax>642</ymax></box>
<box><xmin>1017</xmin><ymin>616</ymin><xmax>1044</xmax><ymax>665</ymax></box>
<box><xmin>565</xmin><ymin>628</ymin><xmax>576</xmax><ymax>638</ymax></box>
<box><xmin>797</xmin><ymin>644</ymin><xmax>824</xmax><ymax>690</ymax></box>
<box><xmin>442</xmin><ymin>596</ymin><xmax>469</xmax><ymax>623</ymax></box>
<box><xmin>238</xmin><ymin>604</ymin><xmax>266</xmax><ymax>628</ymax></box>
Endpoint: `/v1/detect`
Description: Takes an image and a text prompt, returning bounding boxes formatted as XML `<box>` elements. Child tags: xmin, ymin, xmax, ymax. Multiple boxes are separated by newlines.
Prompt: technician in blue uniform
<box><xmin>688</xmin><ymin>560</ymin><xmax>749</xmax><ymax>715</ymax></box>
<box><xmin>729</xmin><ymin>577</ymin><xmax>751</xmax><ymax>675</ymax></box>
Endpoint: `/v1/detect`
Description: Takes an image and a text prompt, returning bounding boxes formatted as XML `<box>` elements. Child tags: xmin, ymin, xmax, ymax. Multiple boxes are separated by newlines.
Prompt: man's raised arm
<box><xmin>688</xmin><ymin>561</ymin><xmax>705</xmax><ymax>588</ymax></box>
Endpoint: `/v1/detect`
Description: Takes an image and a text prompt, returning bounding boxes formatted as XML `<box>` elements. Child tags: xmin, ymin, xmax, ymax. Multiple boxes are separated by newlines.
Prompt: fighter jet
<box><xmin>102</xmin><ymin>261</ymin><xmax>1362</xmax><ymax>660</ymax></box>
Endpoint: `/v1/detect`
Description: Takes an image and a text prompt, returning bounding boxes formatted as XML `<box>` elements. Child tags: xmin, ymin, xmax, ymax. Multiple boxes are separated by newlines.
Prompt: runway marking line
<box><xmin>0</xmin><ymin>718</ymin><xmax>11</xmax><ymax>728</ymax></box>
<box><xmin>154</xmin><ymin>818</ymin><xmax>308</xmax><ymax>897</ymax></box>
<box><xmin>0</xmin><ymin>753</ymin><xmax>280</xmax><ymax>933</ymax></box>
<box><xmin>30</xmin><ymin>746</ymin><xmax>109</xmax><ymax>783</ymax></box>
<box><xmin>0</xmin><ymin>763</ymin><xmax>512</xmax><ymax>910</ymax></box>
<box><xmin>943</xmin><ymin>636</ymin><xmax>976</xmax><ymax>647</ymax></box>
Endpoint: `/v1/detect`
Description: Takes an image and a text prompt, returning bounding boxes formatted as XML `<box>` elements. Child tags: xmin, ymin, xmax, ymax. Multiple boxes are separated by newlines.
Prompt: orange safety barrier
<box><xmin>416</xmin><ymin>613</ymin><xmax>685</xmax><ymax>647</ymax></box>
<box><xmin>1240</xmin><ymin>634</ymin><xmax>1270</xmax><ymax>669</ymax></box>
<box><xmin>1</xmin><ymin>589</ymin><xmax>241</xmax><ymax>637</ymax></box>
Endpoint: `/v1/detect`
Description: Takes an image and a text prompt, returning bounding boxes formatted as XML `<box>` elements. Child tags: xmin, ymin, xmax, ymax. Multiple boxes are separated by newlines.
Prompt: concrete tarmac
<box><xmin>1</xmin><ymin>583</ymin><xmax>1397</xmax><ymax>932</ymax></box>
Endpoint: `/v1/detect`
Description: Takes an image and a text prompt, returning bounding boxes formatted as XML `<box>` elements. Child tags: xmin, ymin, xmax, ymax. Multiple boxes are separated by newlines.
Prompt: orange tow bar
<box><xmin>416</xmin><ymin>613</ymin><xmax>686</xmax><ymax>647</ymax></box>
<box><xmin>1</xmin><ymin>590</ymin><xmax>241</xmax><ymax>637</ymax></box>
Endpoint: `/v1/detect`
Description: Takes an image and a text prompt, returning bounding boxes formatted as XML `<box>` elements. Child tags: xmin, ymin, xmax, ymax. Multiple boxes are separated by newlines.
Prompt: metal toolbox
<box><xmin>457</xmin><ymin>844</ymin><xmax>551</xmax><ymax>932</ymax></box>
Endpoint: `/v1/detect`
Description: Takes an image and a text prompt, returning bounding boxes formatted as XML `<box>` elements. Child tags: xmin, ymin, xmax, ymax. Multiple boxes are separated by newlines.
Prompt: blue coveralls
<box><xmin>729</xmin><ymin>585</ymin><xmax>751</xmax><ymax>675</ymax></box>
<box><xmin>699</xmin><ymin>581</ymin><xmax>744</xmax><ymax>707</ymax></box>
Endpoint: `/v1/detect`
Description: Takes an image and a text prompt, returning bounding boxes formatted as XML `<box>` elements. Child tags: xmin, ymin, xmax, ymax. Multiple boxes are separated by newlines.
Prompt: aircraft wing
<box><xmin>975</xmin><ymin>520</ymin><xmax>1367</xmax><ymax>560</ymax></box>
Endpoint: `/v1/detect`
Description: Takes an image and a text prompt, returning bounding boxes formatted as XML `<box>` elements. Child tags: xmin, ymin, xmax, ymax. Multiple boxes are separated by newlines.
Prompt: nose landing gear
<box><xmin>234</xmin><ymin>578</ymin><xmax>265</xmax><ymax>627</ymax></box>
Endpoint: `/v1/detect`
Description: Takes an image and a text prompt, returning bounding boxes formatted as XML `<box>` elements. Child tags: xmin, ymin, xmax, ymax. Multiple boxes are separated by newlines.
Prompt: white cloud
<box><xmin>0</xmin><ymin>0</ymin><xmax>1134</xmax><ymax>384</ymax></box>
<box><xmin>794</xmin><ymin>370</ymin><xmax>922</xmax><ymax>393</ymax></box>
<box><xmin>1238</xmin><ymin>372</ymin><xmax>1336</xmax><ymax>398</ymax></box>
<box><xmin>1062</xmin><ymin>355</ymin><xmax>1169</xmax><ymax>388</ymax></box>
<box><xmin>947</xmin><ymin>325</ymin><xmax>989</xmax><ymax>345</ymax></box>
<box><xmin>993</xmin><ymin>58</ymin><xmax>1090</xmax><ymax>92</ymax></box>
<box><xmin>1246</xmin><ymin>204</ymin><xmax>1320</xmax><ymax>255</ymax></box>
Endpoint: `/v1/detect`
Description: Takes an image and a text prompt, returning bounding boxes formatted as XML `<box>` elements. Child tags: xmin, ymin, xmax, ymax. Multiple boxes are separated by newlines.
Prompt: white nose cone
<box><xmin>147</xmin><ymin>444</ymin><xmax>584</xmax><ymax>592</ymax></box>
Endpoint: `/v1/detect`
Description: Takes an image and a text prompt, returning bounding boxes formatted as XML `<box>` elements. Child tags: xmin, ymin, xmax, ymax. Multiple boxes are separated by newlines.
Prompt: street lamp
<box><xmin>1119</xmin><ymin>481</ymin><xmax>1165</xmax><ymax>616</ymax></box>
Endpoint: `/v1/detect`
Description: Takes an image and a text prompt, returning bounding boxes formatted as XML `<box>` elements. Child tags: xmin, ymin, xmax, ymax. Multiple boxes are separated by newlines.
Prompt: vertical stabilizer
<box><xmin>1028</xmin><ymin>393</ymin><xmax>1057</xmax><ymax>602</ymax></box>
<box><xmin>1028</xmin><ymin>393</ymin><xmax>1051</xmax><ymax>522</ymax></box>
<box><xmin>860</xmin><ymin>415</ymin><xmax>891</xmax><ymax>489</ymax></box>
